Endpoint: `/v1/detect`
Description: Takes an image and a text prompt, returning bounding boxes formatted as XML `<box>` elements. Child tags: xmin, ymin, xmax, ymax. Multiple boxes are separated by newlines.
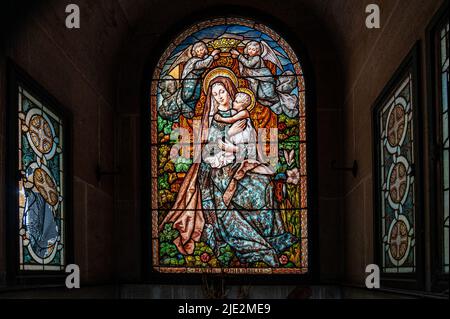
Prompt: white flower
<box><xmin>283</xmin><ymin>149</ymin><xmax>295</xmax><ymax>166</ymax></box>
<box><xmin>286</xmin><ymin>168</ymin><xmax>300</xmax><ymax>185</ymax></box>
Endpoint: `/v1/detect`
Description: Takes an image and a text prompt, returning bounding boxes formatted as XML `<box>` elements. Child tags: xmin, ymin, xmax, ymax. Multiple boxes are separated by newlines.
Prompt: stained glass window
<box><xmin>438</xmin><ymin>20</ymin><xmax>449</xmax><ymax>274</ymax></box>
<box><xmin>376</xmin><ymin>72</ymin><xmax>417</xmax><ymax>273</ymax></box>
<box><xmin>150</xmin><ymin>18</ymin><xmax>308</xmax><ymax>274</ymax></box>
<box><xmin>17</xmin><ymin>86</ymin><xmax>66</xmax><ymax>271</ymax></box>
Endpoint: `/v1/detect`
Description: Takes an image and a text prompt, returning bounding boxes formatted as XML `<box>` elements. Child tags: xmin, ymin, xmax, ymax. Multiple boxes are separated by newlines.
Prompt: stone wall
<box><xmin>339</xmin><ymin>0</ymin><xmax>443</xmax><ymax>286</ymax></box>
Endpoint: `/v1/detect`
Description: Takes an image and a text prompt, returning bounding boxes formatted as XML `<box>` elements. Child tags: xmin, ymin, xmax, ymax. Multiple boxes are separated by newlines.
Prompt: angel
<box><xmin>231</xmin><ymin>41</ymin><xmax>299</xmax><ymax>118</ymax></box>
<box><xmin>158</xmin><ymin>75</ymin><xmax>181</xmax><ymax>120</ymax></box>
<box><xmin>169</xmin><ymin>41</ymin><xmax>220</xmax><ymax>111</ymax></box>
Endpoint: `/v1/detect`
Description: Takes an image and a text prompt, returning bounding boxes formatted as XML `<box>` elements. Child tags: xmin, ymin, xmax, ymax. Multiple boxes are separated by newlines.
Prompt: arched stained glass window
<box><xmin>150</xmin><ymin>18</ymin><xmax>309</xmax><ymax>274</ymax></box>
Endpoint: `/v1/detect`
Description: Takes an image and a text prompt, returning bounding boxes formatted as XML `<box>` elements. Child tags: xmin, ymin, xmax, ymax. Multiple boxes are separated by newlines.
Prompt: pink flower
<box><xmin>286</xmin><ymin>168</ymin><xmax>300</xmax><ymax>185</ymax></box>
<box><xmin>200</xmin><ymin>252</ymin><xmax>211</xmax><ymax>263</ymax></box>
<box><xmin>279</xmin><ymin>254</ymin><xmax>289</xmax><ymax>265</ymax></box>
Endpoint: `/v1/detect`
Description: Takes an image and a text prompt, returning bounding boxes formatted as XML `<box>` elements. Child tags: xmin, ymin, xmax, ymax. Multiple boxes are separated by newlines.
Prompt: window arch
<box><xmin>149</xmin><ymin>18</ymin><xmax>309</xmax><ymax>275</ymax></box>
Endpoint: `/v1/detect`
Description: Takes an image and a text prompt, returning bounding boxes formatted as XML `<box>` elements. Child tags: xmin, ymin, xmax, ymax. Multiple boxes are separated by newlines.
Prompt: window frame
<box><xmin>372</xmin><ymin>43</ymin><xmax>425</xmax><ymax>290</ymax></box>
<box><xmin>6</xmin><ymin>61</ymin><xmax>73</xmax><ymax>285</ymax></box>
<box><xmin>141</xmin><ymin>11</ymin><xmax>318</xmax><ymax>285</ymax></box>
<box><xmin>426</xmin><ymin>1</ymin><xmax>449</xmax><ymax>293</ymax></box>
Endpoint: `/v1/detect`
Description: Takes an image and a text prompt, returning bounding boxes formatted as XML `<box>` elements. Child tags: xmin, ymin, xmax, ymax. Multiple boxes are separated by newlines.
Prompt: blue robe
<box><xmin>199</xmin><ymin>111</ymin><xmax>297</xmax><ymax>267</ymax></box>
<box><xmin>23</xmin><ymin>190</ymin><xmax>59</xmax><ymax>259</ymax></box>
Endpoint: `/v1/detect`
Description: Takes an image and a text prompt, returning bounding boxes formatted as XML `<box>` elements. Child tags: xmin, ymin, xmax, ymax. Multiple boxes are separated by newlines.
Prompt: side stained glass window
<box><xmin>376</xmin><ymin>72</ymin><xmax>417</xmax><ymax>274</ymax></box>
<box><xmin>17</xmin><ymin>86</ymin><xmax>66</xmax><ymax>271</ymax></box>
<box><xmin>150</xmin><ymin>18</ymin><xmax>309</xmax><ymax>275</ymax></box>
<box><xmin>437</xmin><ymin>20</ymin><xmax>449</xmax><ymax>274</ymax></box>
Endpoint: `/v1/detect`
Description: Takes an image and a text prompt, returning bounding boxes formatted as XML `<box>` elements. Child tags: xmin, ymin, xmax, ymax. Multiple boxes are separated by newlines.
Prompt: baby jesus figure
<box><xmin>204</xmin><ymin>92</ymin><xmax>257</xmax><ymax>168</ymax></box>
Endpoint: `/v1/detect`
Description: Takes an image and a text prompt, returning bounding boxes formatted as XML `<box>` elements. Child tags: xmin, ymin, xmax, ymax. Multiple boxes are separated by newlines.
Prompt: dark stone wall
<box><xmin>339</xmin><ymin>0</ymin><xmax>443</xmax><ymax>285</ymax></box>
<box><xmin>0</xmin><ymin>0</ymin><xmax>126</xmax><ymax>284</ymax></box>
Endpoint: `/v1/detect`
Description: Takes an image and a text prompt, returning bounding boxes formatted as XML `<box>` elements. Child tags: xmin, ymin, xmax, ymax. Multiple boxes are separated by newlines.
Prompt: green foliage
<box><xmin>159</xmin><ymin>224</ymin><xmax>186</xmax><ymax>266</ymax></box>
<box><xmin>194</xmin><ymin>242</ymin><xmax>213</xmax><ymax>255</ymax></box>
<box><xmin>160</xmin><ymin>242</ymin><xmax>178</xmax><ymax>257</ymax></box>
<box><xmin>278</xmin><ymin>114</ymin><xmax>299</xmax><ymax>141</ymax></box>
<box><xmin>158</xmin><ymin>174</ymin><xmax>170</xmax><ymax>190</ymax></box>
<box><xmin>184</xmin><ymin>242</ymin><xmax>220</xmax><ymax>267</ymax></box>
<box><xmin>284</xmin><ymin>262</ymin><xmax>295</xmax><ymax>268</ymax></box>
<box><xmin>282</xmin><ymin>209</ymin><xmax>300</xmax><ymax>237</ymax></box>
<box><xmin>281</xmin><ymin>135</ymin><xmax>300</xmax><ymax>150</ymax></box>
<box><xmin>282</xmin><ymin>242</ymin><xmax>302</xmax><ymax>267</ymax></box>
<box><xmin>286</xmin><ymin>184</ymin><xmax>300</xmax><ymax>208</ymax></box>
<box><xmin>284</xmin><ymin>118</ymin><xmax>298</xmax><ymax>128</ymax></box>
<box><xmin>174</xmin><ymin>156</ymin><xmax>192</xmax><ymax>173</ymax></box>
<box><xmin>157</xmin><ymin>117</ymin><xmax>172</xmax><ymax>135</ymax></box>
<box><xmin>160</xmin><ymin>256</ymin><xmax>185</xmax><ymax>266</ymax></box>
<box><xmin>217</xmin><ymin>245</ymin><xmax>234</xmax><ymax>267</ymax></box>
<box><xmin>160</xmin><ymin>223</ymin><xmax>180</xmax><ymax>243</ymax></box>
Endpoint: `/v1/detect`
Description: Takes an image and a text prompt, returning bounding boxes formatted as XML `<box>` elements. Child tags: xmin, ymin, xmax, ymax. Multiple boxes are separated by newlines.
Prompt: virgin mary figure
<box><xmin>160</xmin><ymin>68</ymin><xmax>297</xmax><ymax>267</ymax></box>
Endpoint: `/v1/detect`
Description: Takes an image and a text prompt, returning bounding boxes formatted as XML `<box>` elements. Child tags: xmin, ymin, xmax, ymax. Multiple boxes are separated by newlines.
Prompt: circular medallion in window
<box><xmin>386</xmin><ymin>104</ymin><xmax>407</xmax><ymax>147</ymax></box>
<box><xmin>386</xmin><ymin>156</ymin><xmax>411</xmax><ymax>209</ymax></box>
<box><xmin>33</xmin><ymin>167</ymin><xmax>59</xmax><ymax>207</ymax></box>
<box><xmin>29</xmin><ymin>114</ymin><xmax>54</xmax><ymax>154</ymax></box>
<box><xmin>387</xmin><ymin>215</ymin><xmax>412</xmax><ymax>266</ymax></box>
<box><xmin>24</xmin><ymin>108</ymin><xmax>59</xmax><ymax>160</ymax></box>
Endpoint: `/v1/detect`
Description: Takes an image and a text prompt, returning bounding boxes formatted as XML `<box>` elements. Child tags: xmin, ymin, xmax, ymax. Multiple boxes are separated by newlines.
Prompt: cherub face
<box><xmin>159</xmin><ymin>77</ymin><xmax>177</xmax><ymax>98</ymax></box>
<box><xmin>212</xmin><ymin>84</ymin><xmax>231</xmax><ymax>108</ymax></box>
<box><xmin>247</xmin><ymin>45</ymin><xmax>259</xmax><ymax>57</ymax></box>
<box><xmin>194</xmin><ymin>45</ymin><xmax>208</xmax><ymax>58</ymax></box>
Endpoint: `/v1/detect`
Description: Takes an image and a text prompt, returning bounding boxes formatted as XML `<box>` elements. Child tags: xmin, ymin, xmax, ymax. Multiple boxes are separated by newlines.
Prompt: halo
<box><xmin>237</xmin><ymin>87</ymin><xmax>256</xmax><ymax>112</ymax></box>
<box><xmin>203</xmin><ymin>67</ymin><xmax>238</xmax><ymax>94</ymax></box>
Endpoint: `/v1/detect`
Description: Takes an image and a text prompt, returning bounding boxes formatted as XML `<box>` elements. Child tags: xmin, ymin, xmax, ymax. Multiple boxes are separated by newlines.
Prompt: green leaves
<box><xmin>281</xmin><ymin>135</ymin><xmax>299</xmax><ymax>151</ymax></box>
<box><xmin>159</xmin><ymin>224</ymin><xmax>186</xmax><ymax>266</ymax></box>
<box><xmin>160</xmin><ymin>242</ymin><xmax>178</xmax><ymax>257</ymax></box>
<box><xmin>161</xmin><ymin>257</ymin><xmax>185</xmax><ymax>266</ymax></box>
<box><xmin>217</xmin><ymin>245</ymin><xmax>234</xmax><ymax>267</ymax></box>
<box><xmin>174</xmin><ymin>156</ymin><xmax>192</xmax><ymax>173</ymax></box>
<box><xmin>183</xmin><ymin>242</ymin><xmax>220</xmax><ymax>267</ymax></box>
<box><xmin>280</xmin><ymin>242</ymin><xmax>302</xmax><ymax>268</ymax></box>
<box><xmin>157</xmin><ymin>116</ymin><xmax>172</xmax><ymax>135</ymax></box>
<box><xmin>158</xmin><ymin>174</ymin><xmax>170</xmax><ymax>190</ymax></box>
<box><xmin>160</xmin><ymin>223</ymin><xmax>180</xmax><ymax>243</ymax></box>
